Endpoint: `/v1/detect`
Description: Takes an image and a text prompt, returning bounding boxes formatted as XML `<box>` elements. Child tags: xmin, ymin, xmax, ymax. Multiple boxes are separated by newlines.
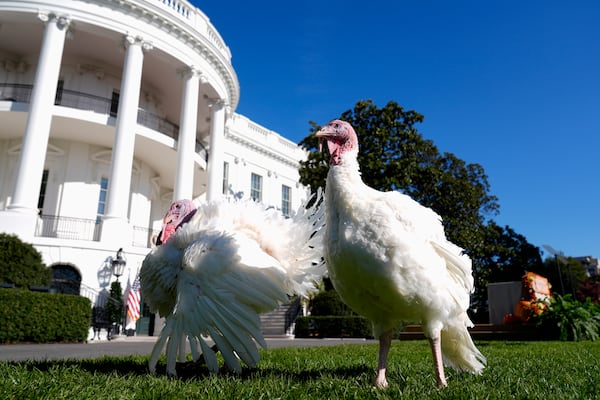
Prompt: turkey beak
<box><xmin>163</xmin><ymin>213</ymin><xmax>174</xmax><ymax>225</ymax></box>
<box><xmin>315</xmin><ymin>129</ymin><xmax>328</xmax><ymax>153</ymax></box>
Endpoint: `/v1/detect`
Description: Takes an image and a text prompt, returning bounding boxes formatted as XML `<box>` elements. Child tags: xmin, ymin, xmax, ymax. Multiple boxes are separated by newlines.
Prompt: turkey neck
<box><xmin>324</xmin><ymin>150</ymin><xmax>368</xmax><ymax>239</ymax></box>
<box><xmin>325</xmin><ymin>149</ymin><xmax>366</xmax><ymax>200</ymax></box>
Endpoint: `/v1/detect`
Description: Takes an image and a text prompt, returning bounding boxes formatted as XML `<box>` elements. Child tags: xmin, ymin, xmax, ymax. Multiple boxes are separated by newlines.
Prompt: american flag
<box><xmin>127</xmin><ymin>273</ymin><xmax>141</xmax><ymax>322</ymax></box>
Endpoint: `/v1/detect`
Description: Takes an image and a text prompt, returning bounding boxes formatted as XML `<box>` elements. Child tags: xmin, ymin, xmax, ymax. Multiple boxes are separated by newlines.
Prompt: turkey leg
<box><xmin>428</xmin><ymin>336</ymin><xmax>448</xmax><ymax>388</ymax></box>
<box><xmin>374</xmin><ymin>330</ymin><xmax>393</xmax><ymax>389</ymax></box>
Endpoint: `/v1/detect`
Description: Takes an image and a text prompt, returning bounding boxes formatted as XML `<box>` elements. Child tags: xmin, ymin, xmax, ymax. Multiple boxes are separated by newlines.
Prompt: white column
<box><xmin>9</xmin><ymin>13</ymin><xmax>70</xmax><ymax>214</ymax></box>
<box><xmin>101</xmin><ymin>35</ymin><xmax>152</xmax><ymax>244</ymax></box>
<box><xmin>206</xmin><ymin>100</ymin><xmax>227</xmax><ymax>202</ymax></box>
<box><xmin>0</xmin><ymin>13</ymin><xmax>70</xmax><ymax>240</ymax></box>
<box><xmin>173</xmin><ymin>68</ymin><xmax>202</xmax><ymax>201</ymax></box>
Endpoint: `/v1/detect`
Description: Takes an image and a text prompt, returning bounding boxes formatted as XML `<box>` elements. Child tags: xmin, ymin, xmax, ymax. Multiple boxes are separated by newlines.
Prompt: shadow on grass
<box><xmin>168</xmin><ymin>358</ymin><xmax>375</xmax><ymax>384</ymax></box>
<box><xmin>5</xmin><ymin>356</ymin><xmax>151</xmax><ymax>376</ymax></box>
<box><xmin>5</xmin><ymin>356</ymin><xmax>375</xmax><ymax>385</ymax></box>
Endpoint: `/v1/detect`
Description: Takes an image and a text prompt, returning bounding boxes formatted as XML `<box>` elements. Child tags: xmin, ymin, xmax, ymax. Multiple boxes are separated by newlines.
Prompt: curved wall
<box><xmin>0</xmin><ymin>0</ymin><xmax>309</xmax><ymax>315</ymax></box>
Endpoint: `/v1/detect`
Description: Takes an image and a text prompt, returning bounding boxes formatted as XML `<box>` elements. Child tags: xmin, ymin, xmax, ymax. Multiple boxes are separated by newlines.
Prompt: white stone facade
<box><xmin>0</xmin><ymin>0</ymin><xmax>309</xmax><ymax>312</ymax></box>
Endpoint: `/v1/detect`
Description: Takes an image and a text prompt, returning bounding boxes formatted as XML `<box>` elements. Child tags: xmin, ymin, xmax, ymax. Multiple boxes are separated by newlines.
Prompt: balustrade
<box><xmin>35</xmin><ymin>214</ymin><xmax>157</xmax><ymax>248</ymax></box>
<box><xmin>0</xmin><ymin>83</ymin><xmax>182</xmax><ymax>138</ymax></box>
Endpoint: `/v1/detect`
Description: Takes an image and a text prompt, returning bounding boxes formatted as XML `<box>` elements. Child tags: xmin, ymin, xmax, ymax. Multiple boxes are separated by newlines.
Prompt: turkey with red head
<box><xmin>316</xmin><ymin>119</ymin><xmax>485</xmax><ymax>388</ymax></box>
<box><xmin>155</xmin><ymin>199</ymin><xmax>197</xmax><ymax>246</ymax></box>
<box><xmin>140</xmin><ymin>194</ymin><xmax>325</xmax><ymax>376</ymax></box>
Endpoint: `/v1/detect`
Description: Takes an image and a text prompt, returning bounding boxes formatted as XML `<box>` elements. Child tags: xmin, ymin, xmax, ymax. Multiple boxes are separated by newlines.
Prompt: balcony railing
<box><xmin>0</xmin><ymin>83</ymin><xmax>209</xmax><ymax>160</ymax></box>
<box><xmin>132</xmin><ymin>225</ymin><xmax>158</xmax><ymax>248</ymax></box>
<box><xmin>36</xmin><ymin>214</ymin><xmax>101</xmax><ymax>241</ymax></box>
<box><xmin>0</xmin><ymin>83</ymin><xmax>179</xmax><ymax>134</ymax></box>
<box><xmin>35</xmin><ymin>214</ymin><xmax>157</xmax><ymax>248</ymax></box>
<box><xmin>0</xmin><ymin>83</ymin><xmax>31</xmax><ymax>102</ymax></box>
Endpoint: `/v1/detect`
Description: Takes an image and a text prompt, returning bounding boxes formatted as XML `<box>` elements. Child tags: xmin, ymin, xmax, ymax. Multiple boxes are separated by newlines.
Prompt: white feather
<box><xmin>140</xmin><ymin>192</ymin><xmax>326</xmax><ymax>375</ymax></box>
<box><xmin>324</xmin><ymin>150</ymin><xmax>485</xmax><ymax>374</ymax></box>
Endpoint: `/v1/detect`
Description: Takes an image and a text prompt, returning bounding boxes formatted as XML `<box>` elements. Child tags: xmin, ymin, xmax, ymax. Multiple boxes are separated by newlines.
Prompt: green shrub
<box><xmin>0</xmin><ymin>233</ymin><xmax>51</xmax><ymax>288</ymax></box>
<box><xmin>534</xmin><ymin>294</ymin><xmax>600</xmax><ymax>341</ymax></box>
<box><xmin>0</xmin><ymin>288</ymin><xmax>91</xmax><ymax>343</ymax></box>
<box><xmin>309</xmin><ymin>290</ymin><xmax>355</xmax><ymax>316</ymax></box>
<box><xmin>295</xmin><ymin>316</ymin><xmax>373</xmax><ymax>338</ymax></box>
<box><xmin>303</xmin><ymin>284</ymin><xmax>367</xmax><ymax>338</ymax></box>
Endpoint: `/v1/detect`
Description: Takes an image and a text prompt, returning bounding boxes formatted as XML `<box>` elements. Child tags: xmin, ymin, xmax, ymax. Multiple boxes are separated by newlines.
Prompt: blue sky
<box><xmin>196</xmin><ymin>1</ymin><xmax>600</xmax><ymax>259</ymax></box>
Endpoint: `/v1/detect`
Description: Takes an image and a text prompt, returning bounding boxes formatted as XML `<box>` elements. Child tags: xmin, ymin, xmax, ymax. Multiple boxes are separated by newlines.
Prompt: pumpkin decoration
<box><xmin>514</xmin><ymin>272</ymin><xmax>552</xmax><ymax>322</ymax></box>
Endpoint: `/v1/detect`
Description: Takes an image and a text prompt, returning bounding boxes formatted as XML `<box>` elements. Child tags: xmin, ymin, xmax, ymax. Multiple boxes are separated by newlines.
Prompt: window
<box><xmin>222</xmin><ymin>161</ymin><xmax>229</xmax><ymax>195</ymax></box>
<box><xmin>281</xmin><ymin>185</ymin><xmax>291</xmax><ymax>217</ymax></box>
<box><xmin>110</xmin><ymin>90</ymin><xmax>120</xmax><ymax>117</ymax></box>
<box><xmin>37</xmin><ymin>169</ymin><xmax>49</xmax><ymax>213</ymax></box>
<box><xmin>250</xmin><ymin>173</ymin><xmax>262</xmax><ymax>202</ymax></box>
<box><xmin>51</xmin><ymin>264</ymin><xmax>82</xmax><ymax>295</ymax></box>
<box><xmin>96</xmin><ymin>177</ymin><xmax>108</xmax><ymax>223</ymax></box>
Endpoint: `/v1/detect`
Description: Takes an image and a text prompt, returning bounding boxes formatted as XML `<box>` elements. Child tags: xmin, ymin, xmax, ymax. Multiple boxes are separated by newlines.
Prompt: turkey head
<box><xmin>156</xmin><ymin>199</ymin><xmax>197</xmax><ymax>245</ymax></box>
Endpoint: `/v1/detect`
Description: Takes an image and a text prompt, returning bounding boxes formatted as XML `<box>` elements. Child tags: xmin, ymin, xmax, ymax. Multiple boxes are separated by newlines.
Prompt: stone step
<box><xmin>260</xmin><ymin>301</ymin><xmax>299</xmax><ymax>337</ymax></box>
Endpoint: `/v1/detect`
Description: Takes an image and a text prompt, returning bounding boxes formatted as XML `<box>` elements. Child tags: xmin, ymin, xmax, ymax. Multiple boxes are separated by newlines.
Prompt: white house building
<box><xmin>0</xmin><ymin>0</ymin><xmax>309</xmax><ymax>334</ymax></box>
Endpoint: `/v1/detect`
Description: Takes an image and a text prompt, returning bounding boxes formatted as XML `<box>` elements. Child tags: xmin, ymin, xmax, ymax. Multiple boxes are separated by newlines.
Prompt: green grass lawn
<box><xmin>1</xmin><ymin>341</ymin><xmax>599</xmax><ymax>399</ymax></box>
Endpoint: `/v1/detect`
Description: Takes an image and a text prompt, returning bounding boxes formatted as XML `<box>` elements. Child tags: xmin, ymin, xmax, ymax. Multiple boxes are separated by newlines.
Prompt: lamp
<box><xmin>111</xmin><ymin>248</ymin><xmax>126</xmax><ymax>281</ymax></box>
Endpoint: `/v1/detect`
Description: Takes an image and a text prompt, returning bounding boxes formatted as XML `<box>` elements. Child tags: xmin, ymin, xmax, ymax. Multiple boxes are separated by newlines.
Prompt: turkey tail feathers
<box><xmin>434</xmin><ymin>241</ymin><xmax>485</xmax><ymax>374</ymax></box>
<box><xmin>441</xmin><ymin>321</ymin><xmax>486</xmax><ymax>375</ymax></box>
<box><xmin>283</xmin><ymin>188</ymin><xmax>327</xmax><ymax>297</ymax></box>
<box><xmin>431</xmin><ymin>241</ymin><xmax>473</xmax><ymax>294</ymax></box>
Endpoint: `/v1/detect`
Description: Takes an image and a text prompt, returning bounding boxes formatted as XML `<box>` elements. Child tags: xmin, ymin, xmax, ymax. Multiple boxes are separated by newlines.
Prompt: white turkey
<box><xmin>315</xmin><ymin>119</ymin><xmax>486</xmax><ymax>388</ymax></box>
<box><xmin>140</xmin><ymin>195</ymin><xmax>325</xmax><ymax>376</ymax></box>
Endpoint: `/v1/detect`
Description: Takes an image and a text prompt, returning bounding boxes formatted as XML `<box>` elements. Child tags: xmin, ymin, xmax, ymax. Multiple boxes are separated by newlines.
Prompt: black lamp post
<box><xmin>109</xmin><ymin>248</ymin><xmax>126</xmax><ymax>336</ymax></box>
<box><xmin>111</xmin><ymin>248</ymin><xmax>126</xmax><ymax>281</ymax></box>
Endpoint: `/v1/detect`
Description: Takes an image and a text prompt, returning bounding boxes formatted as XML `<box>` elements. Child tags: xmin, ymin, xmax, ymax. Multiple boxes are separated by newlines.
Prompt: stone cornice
<box><xmin>84</xmin><ymin>0</ymin><xmax>239</xmax><ymax>109</ymax></box>
<box><xmin>224</xmin><ymin>131</ymin><xmax>301</xmax><ymax>169</ymax></box>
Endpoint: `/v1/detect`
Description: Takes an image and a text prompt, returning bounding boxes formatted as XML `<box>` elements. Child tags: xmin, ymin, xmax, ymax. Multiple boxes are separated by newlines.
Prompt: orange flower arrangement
<box><xmin>514</xmin><ymin>272</ymin><xmax>552</xmax><ymax>322</ymax></box>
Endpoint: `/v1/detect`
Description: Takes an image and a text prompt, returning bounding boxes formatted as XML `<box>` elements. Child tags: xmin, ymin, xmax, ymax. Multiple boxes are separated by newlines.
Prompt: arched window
<box><xmin>51</xmin><ymin>264</ymin><xmax>82</xmax><ymax>295</ymax></box>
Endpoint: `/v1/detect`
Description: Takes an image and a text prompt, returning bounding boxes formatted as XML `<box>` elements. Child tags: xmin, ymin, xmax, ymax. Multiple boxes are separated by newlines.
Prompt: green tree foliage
<box><xmin>530</xmin><ymin>257</ymin><xmax>588</xmax><ymax>297</ymax></box>
<box><xmin>298</xmin><ymin>100</ymin><xmax>545</xmax><ymax>317</ymax></box>
<box><xmin>0</xmin><ymin>233</ymin><xmax>51</xmax><ymax>288</ymax></box>
<box><xmin>469</xmin><ymin>222</ymin><xmax>543</xmax><ymax>313</ymax></box>
<box><xmin>475</xmin><ymin>223</ymin><xmax>543</xmax><ymax>283</ymax></box>
<box><xmin>105</xmin><ymin>281</ymin><xmax>124</xmax><ymax>325</ymax></box>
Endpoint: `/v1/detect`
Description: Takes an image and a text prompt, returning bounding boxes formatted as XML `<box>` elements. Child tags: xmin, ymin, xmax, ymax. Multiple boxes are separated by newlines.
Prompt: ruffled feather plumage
<box><xmin>140</xmin><ymin>192</ymin><xmax>325</xmax><ymax>375</ymax></box>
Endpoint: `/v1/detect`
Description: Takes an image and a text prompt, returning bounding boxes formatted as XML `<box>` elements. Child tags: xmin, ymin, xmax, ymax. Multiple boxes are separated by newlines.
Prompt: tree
<box><xmin>474</xmin><ymin>222</ymin><xmax>543</xmax><ymax>282</ymax></box>
<box><xmin>105</xmin><ymin>281</ymin><xmax>124</xmax><ymax>327</ymax></box>
<box><xmin>468</xmin><ymin>222</ymin><xmax>543</xmax><ymax>319</ymax></box>
<box><xmin>0</xmin><ymin>233</ymin><xmax>51</xmax><ymax>288</ymax></box>
<box><xmin>530</xmin><ymin>257</ymin><xmax>587</xmax><ymax>297</ymax></box>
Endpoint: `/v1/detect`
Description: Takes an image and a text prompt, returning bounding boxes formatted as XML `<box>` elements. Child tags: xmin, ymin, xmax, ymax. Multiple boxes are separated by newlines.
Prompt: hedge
<box><xmin>0</xmin><ymin>233</ymin><xmax>51</xmax><ymax>288</ymax></box>
<box><xmin>295</xmin><ymin>316</ymin><xmax>373</xmax><ymax>338</ymax></box>
<box><xmin>0</xmin><ymin>288</ymin><xmax>92</xmax><ymax>343</ymax></box>
<box><xmin>309</xmin><ymin>290</ymin><xmax>355</xmax><ymax>316</ymax></box>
